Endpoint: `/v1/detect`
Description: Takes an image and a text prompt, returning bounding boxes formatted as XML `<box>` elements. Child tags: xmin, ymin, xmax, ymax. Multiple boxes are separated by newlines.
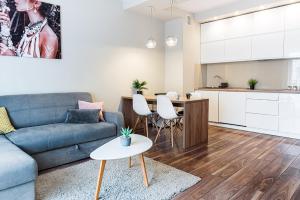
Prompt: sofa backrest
<box><xmin>0</xmin><ymin>93</ymin><xmax>92</xmax><ymax>128</ymax></box>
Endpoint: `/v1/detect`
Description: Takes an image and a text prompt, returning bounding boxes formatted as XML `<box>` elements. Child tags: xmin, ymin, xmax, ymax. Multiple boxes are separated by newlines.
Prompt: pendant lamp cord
<box><xmin>170</xmin><ymin>0</ymin><xmax>174</xmax><ymax>17</ymax></box>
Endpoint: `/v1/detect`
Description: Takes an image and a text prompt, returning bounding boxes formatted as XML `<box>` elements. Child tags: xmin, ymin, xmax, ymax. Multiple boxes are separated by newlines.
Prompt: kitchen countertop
<box><xmin>196</xmin><ymin>87</ymin><xmax>300</xmax><ymax>94</ymax></box>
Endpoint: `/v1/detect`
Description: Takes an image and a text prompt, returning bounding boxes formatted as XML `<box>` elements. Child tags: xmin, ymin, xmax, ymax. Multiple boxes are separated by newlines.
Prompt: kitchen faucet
<box><xmin>213</xmin><ymin>75</ymin><xmax>223</xmax><ymax>88</ymax></box>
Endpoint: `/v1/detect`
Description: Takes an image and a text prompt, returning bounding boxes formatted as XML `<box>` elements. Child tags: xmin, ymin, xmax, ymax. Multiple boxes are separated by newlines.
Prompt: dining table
<box><xmin>121</xmin><ymin>95</ymin><xmax>209</xmax><ymax>150</ymax></box>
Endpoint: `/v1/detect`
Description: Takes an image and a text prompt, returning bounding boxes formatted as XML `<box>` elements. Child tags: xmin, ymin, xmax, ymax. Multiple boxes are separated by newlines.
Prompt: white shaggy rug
<box><xmin>36</xmin><ymin>157</ymin><xmax>200</xmax><ymax>200</ymax></box>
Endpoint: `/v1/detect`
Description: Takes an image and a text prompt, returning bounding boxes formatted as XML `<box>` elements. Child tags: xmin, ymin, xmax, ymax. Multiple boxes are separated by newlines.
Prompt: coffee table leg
<box><xmin>139</xmin><ymin>154</ymin><xmax>149</xmax><ymax>187</ymax></box>
<box><xmin>95</xmin><ymin>160</ymin><xmax>106</xmax><ymax>200</ymax></box>
<box><xmin>129</xmin><ymin>157</ymin><xmax>131</xmax><ymax>168</ymax></box>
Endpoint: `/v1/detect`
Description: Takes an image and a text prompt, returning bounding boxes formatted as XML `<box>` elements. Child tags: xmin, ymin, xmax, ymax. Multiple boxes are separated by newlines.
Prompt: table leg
<box><xmin>139</xmin><ymin>154</ymin><xmax>149</xmax><ymax>187</ymax></box>
<box><xmin>95</xmin><ymin>160</ymin><xmax>106</xmax><ymax>200</ymax></box>
<box><xmin>129</xmin><ymin>157</ymin><xmax>131</xmax><ymax>168</ymax></box>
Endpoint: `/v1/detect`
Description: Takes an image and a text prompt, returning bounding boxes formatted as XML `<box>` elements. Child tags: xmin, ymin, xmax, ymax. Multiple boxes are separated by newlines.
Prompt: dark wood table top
<box><xmin>122</xmin><ymin>95</ymin><xmax>208</xmax><ymax>104</ymax></box>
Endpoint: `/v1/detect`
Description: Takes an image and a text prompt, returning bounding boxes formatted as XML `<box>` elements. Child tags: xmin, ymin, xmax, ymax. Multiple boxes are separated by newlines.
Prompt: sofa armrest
<box><xmin>103</xmin><ymin>112</ymin><xmax>124</xmax><ymax>136</ymax></box>
<box><xmin>0</xmin><ymin>135</ymin><xmax>37</xmax><ymax>191</ymax></box>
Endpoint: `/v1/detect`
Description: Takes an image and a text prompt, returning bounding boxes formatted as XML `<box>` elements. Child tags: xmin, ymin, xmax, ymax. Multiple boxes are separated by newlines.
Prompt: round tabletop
<box><xmin>90</xmin><ymin>134</ymin><xmax>153</xmax><ymax>160</ymax></box>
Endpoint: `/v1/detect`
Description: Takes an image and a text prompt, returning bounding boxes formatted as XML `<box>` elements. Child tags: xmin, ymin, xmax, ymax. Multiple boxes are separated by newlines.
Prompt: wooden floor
<box><xmin>142</xmin><ymin>125</ymin><xmax>300</xmax><ymax>200</ymax></box>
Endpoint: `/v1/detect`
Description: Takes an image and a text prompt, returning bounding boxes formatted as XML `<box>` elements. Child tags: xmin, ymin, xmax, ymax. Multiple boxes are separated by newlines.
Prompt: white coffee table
<box><xmin>90</xmin><ymin>134</ymin><xmax>153</xmax><ymax>200</ymax></box>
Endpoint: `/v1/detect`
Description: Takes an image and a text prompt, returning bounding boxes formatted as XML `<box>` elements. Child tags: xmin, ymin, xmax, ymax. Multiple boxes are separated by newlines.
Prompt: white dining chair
<box><xmin>155</xmin><ymin>95</ymin><xmax>183</xmax><ymax>147</ymax></box>
<box><xmin>132</xmin><ymin>94</ymin><xmax>156</xmax><ymax>138</ymax></box>
<box><xmin>167</xmin><ymin>91</ymin><xmax>184</xmax><ymax>116</ymax></box>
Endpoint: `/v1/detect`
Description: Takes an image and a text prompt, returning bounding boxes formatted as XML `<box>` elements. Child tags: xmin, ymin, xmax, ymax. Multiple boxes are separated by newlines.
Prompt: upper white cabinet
<box><xmin>201</xmin><ymin>41</ymin><xmax>225</xmax><ymax>64</ymax></box>
<box><xmin>285</xmin><ymin>3</ymin><xmax>300</xmax><ymax>30</ymax></box>
<box><xmin>252</xmin><ymin>32</ymin><xmax>284</xmax><ymax>59</ymax></box>
<box><xmin>200</xmin><ymin>3</ymin><xmax>300</xmax><ymax>64</ymax></box>
<box><xmin>225</xmin><ymin>13</ymin><xmax>253</xmax><ymax>38</ymax></box>
<box><xmin>284</xmin><ymin>29</ymin><xmax>300</xmax><ymax>58</ymax></box>
<box><xmin>253</xmin><ymin>7</ymin><xmax>285</xmax><ymax>34</ymax></box>
<box><xmin>201</xmin><ymin>19</ymin><xmax>226</xmax><ymax>43</ymax></box>
<box><xmin>225</xmin><ymin>37</ymin><xmax>252</xmax><ymax>61</ymax></box>
<box><xmin>219</xmin><ymin>92</ymin><xmax>246</xmax><ymax>126</ymax></box>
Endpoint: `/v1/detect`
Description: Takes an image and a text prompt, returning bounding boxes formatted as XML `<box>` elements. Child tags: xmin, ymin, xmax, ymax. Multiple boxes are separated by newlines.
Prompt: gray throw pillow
<box><xmin>65</xmin><ymin>109</ymin><xmax>100</xmax><ymax>124</ymax></box>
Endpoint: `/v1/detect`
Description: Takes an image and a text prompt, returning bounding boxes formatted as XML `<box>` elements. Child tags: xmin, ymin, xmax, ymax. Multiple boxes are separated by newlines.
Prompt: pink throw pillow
<box><xmin>78</xmin><ymin>100</ymin><xmax>105</xmax><ymax>122</ymax></box>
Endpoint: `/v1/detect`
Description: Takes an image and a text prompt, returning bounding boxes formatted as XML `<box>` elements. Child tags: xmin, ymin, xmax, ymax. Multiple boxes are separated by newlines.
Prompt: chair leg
<box><xmin>133</xmin><ymin>116</ymin><xmax>140</xmax><ymax>132</ymax></box>
<box><xmin>170</xmin><ymin>121</ymin><xmax>174</xmax><ymax>148</ymax></box>
<box><xmin>155</xmin><ymin>122</ymin><xmax>164</xmax><ymax>143</ymax></box>
<box><xmin>145</xmin><ymin>117</ymin><xmax>149</xmax><ymax>138</ymax></box>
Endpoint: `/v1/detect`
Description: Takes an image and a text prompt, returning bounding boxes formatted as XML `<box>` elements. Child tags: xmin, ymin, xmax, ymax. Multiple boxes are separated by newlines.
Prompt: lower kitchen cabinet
<box><xmin>279</xmin><ymin>94</ymin><xmax>300</xmax><ymax>134</ymax></box>
<box><xmin>219</xmin><ymin>92</ymin><xmax>246</xmax><ymax>126</ymax></box>
<box><xmin>199</xmin><ymin>91</ymin><xmax>219</xmax><ymax>122</ymax></box>
<box><xmin>246</xmin><ymin>113</ymin><xmax>278</xmax><ymax>131</ymax></box>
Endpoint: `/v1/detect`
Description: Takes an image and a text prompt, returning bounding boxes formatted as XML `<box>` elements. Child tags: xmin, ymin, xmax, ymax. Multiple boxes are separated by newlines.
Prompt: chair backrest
<box><xmin>157</xmin><ymin>95</ymin><xmax>178</xmax><ymax>120</ymax></box>
<box><xmin>132</xmin><ymin>94</ymin><xmax>151</xmax><ymax>116</ymax></box>
<box><xmin>166</xmin><ymin>91</ymin><xmax>178</xmax><ymax>99</ymax></box>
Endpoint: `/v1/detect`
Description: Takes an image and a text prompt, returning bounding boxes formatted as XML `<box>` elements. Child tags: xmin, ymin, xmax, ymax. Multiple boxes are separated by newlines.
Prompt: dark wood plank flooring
<box><xmin>142</xmin><ymin>125</ymin><xmax>300</xmax><ymax>200</ymax></box>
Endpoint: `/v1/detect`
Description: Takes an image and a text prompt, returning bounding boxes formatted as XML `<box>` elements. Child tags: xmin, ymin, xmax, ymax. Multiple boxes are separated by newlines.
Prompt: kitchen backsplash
<box><xmin>203</xmin><ymin>59</ymin><xmax>300</xmax><ymax>89</ymax></box>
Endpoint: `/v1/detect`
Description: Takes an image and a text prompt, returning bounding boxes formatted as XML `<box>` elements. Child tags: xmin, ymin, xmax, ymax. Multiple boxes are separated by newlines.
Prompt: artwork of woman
<box><xmin>0</xmin><ymin>0</ymin><xmax>61</xmax><ymax>59</ymax></box>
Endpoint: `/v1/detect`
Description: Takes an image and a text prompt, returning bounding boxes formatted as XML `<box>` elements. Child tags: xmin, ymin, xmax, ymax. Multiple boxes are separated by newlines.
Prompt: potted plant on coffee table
<box><xmin>132</xmin><ymin>79</ymin><xmax>148</xmax><ymax>95</ymax></box>
<box><xmin>248</xmin><ymin>79</ymin><xmax>258</xmax><ymax>90</ymax></box>
<box><xmin>120</xmin><ymin>127</ymin><xmax>134</xmax><ymax>146</ymax></box>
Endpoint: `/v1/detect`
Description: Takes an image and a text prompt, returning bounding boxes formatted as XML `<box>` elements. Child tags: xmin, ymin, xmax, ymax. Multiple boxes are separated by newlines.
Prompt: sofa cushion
<box><xmin>0</xmin><ymin>107</ymin><xmax>15</xmax><ymax>134</ymax></box>
<box><xmin>65</xmin><ymin>109</ymin><xmax>100</xmax><ymax>124</ymax></box>
<box><xmin>6</xmin><ymin>122</ymin><xmax>117</xmax><ymax>154</ymax></box>
<box><xmin>0</xmin><ymin>135</ymin><xmax>37</xmax><ymax>191</ymax></box>
<box><xmin>0</xmin><ymin>93</ymin><xmax>92</xmax><ymax>129</ymax></box>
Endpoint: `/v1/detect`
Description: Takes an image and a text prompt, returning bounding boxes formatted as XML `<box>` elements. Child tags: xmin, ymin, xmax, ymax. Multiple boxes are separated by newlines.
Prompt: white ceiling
<box><xmin>176</xmin><ymin>0</ymin><xmax>240</xmax><ymax>13</ymax></box>
<box><xmin>122</xmin><ymin>0</ymin><xmax>300</xmax><ymax>22</ymax></box>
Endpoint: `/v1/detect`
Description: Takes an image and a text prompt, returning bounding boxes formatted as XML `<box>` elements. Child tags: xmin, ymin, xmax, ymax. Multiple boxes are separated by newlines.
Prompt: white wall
<box><xmin>164</xmin><ymin>17</ymin><xmax>201</xmax><ymax>95</ymax></box>
<box><xmin>183</xmin><ymin>17</ymin><xmax>201</xmax><ymax>93</ymax></box>
<box><xmin>164</xmin><ymin>19</ymin><xmax>184</xmax><ymax>94</ymax></box>
<box><xmin>0</xmin><ymin>0</ymin><xmax>165</xmax><ymax>111</ymax></box>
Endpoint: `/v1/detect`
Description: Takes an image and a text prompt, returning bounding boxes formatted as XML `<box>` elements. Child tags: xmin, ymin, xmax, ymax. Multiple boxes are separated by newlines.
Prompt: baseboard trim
<box><xmin>209</xmin><ymin>122</ymin><xmax>300</xmax><ymax>140</ymax></box>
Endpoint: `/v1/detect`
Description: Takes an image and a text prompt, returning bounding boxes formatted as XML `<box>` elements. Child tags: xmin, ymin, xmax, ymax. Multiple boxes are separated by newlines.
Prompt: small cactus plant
<box><xmin>120</xmin><ymin>127</ymin><xmax>133</xmax><ymax>146</ymax></box>
<box><xmin>121</xmin><ymin>127</ymin><xmax>133</xmax><ymax>138</ymax></box>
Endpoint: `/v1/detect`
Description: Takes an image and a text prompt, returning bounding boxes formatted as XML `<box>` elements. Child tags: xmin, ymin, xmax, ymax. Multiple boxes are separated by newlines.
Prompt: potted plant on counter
<box><xmin>120</xmin><ymin>127</ymin><xmax>134</xmax><ymax>146</ymax></box>
<box><xmin>132</xmin><ymin>79</ymin><xmax>148</xmax><ymax>95</ymax></box>
<box><xmin>248</xmin><ymin>79</ymin><xmax>258</xmax><ymax>90</ymax></box>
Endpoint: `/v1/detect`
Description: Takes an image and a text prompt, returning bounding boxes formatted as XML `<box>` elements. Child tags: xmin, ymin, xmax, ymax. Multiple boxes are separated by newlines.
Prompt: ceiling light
<box><xmin>146</xmin><ymin>38</ymin><xmax>157</xmax><ymax>49</ymax></box>
<box><xmin>234</xmin><ymin>11</ymin><xmax>240</xmax><ymax>15</ymax></box>
<box><xmin>166</xmin><ymin>36</ymin><xmax>178</xmax><ymax>47</ymax></box>
<box><xmin>165</xmin><ymin>0</ymin><xmax>178</xmax><ymax>47</ymax></box>
<box><xmin>146</xmin><ymin>6</ymin><xmax>157</xmax><ymax>49</ymax></box>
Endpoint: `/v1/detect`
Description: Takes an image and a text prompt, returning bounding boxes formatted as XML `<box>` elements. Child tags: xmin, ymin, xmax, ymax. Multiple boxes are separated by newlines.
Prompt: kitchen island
<box><xmin>121</xmin><ymin>96</ymin><xmax>209</xmax><ymax>150</ymax></box>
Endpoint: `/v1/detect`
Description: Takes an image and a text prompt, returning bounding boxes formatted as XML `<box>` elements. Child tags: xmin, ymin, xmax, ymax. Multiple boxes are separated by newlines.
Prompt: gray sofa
<box><xmin>0</xmin><ymin>92</ymin><xmax>124</xmax><ymax>200</ymax></box>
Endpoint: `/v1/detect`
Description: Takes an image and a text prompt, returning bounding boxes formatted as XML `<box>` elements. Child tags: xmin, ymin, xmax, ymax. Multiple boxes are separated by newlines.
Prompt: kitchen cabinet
<box><xmin>246</xmin><ymin>92</ymin><xmax>279</xmax><ymax>131</ymax></box>
<box><xmin>219</xmin><ymin>92</ymin><xmax>246</xmax><ymax>126</ymax></box>
<box><xmin>201</xmin><ymin>41</ymin><xmax>225</xmax><ymax>64</ymax></box>
<box><xmin>225</xmin><ymin>13</ymin><xmax>253</xmax><ymax>38</ymax></box>
<box><xmin>284</xmin><ymin>29</ymin><xmax>300</xmax><ymax>58</ymax></box>
<box><xmin>279</xmin><ymin>94</ymin><xmax>300</xmax><ymax>134</ymax></box>
<box><xmin>285</xmin><ymin>3</ymin><xmax>300</xmax><ymax>30</ymax></box>
<box><xmin>201</xmin><ymin>19</ymin><xmax>226</xmax><ymax>43</ymax></box>
<box><xmin>246</xmin><ymin>113</ymin><xmax>278</xmax><ymax>131</ymax></box>
<box><xmin>253</xmin><ymin>7</ymin><xmax>285</xmax><ymax>34</ymax></box>
<box><xmin>200</xmin><ymin>3</ymin><xmax>300</xmax><ymax>64</ymax></box>
<box><xmin>247</xmin><ymin>92</ymin><xmax>279</xmax><ymax>101</ymax></box>
<box><xmin>252</xmin><ymin>32</ymin><xmax>284</xmax><ymax>59</ymax></box>
<box><xmin>197</xmin><ymin>91</ymin><xmax>219</xmax><ymax>122</ymax></box>
<box><xmin>225</xmin><ymin>37</ymin><xmax>252</xmax><ymax>62</ymax></box>
<box><xmin>246</xmin><ymin>99</ymin><xmax>279</xmax><ymax>116</ymax></box>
